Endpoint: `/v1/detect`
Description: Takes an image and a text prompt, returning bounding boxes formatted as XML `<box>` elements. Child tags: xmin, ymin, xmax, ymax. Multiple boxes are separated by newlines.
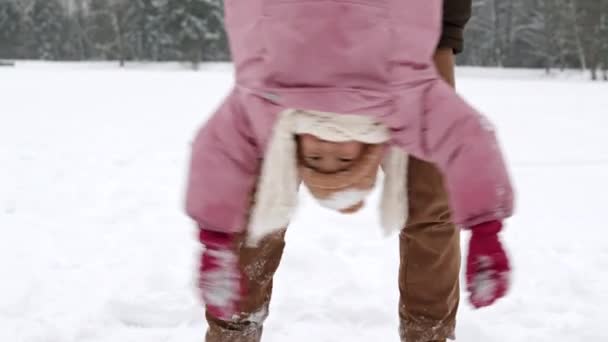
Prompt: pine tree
<box><xmin>164</xmin><ymin>0</ymin><xmax>229</xmax><ymax>68</ymax></box>
<box><xmin>203</xmin><ymin>0</ymin><xmax>229</xmax><ymax>61</ymax></box>
<box><xmin>65</xmin><ymin>0</ymin><xmax>95</xmax><ymax>60</ymax></box>
<box><xmin>549</xmin><ymin>0</ymin><xmax>578</xmax><ymax>71</ymax></box>
<box><xmin>0</xmin><ymin>0</ymin><xmax>21</xmax><ymax>59</ymax></box>
<box><xmin>23</xmin><ymin>0</ymin><xmax>70</xmax><ymax>60</ymax></box>
<box><xmin>514</xmin><ymin>0</ymin><xmax>568</xmax><ymax>71</ymax></box>
<box><xmin>601</xmin><ymin>0</ymin><xmax>608</xmax><ymax>80</ymax></box>
<box><xmin>122</xmin><ymin>0</ymin><xmax>168</xmax><ymax>61</ymax></box>
<box><xmin>571</xmin><ymin>0</ymin><xmax>606</xmax><ymax>79</ymax></box>
<box><xmin>462</xmin><ymin>0</ymin><xmax>516</xmax><ymax>66</ymax></box>
<box><xmin>166</xmin><ymin>0</ymin><xmax>210</xmax><ymax>68</ymax></box>
<box><xmin>86</xmin><ymin>0</ymin><xmax>120</xmax><ymax>60</ymax></box>
<box><xmin>110</xmin><ymin>0</ymin><xmax>130</xmax><ymax>66</ymax></box>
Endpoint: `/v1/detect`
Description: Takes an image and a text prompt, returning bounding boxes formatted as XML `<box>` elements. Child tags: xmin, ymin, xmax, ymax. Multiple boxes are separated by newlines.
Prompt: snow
<box><xmin>1</xmin><ymin>63</ymin><xmax>607</xmax><ymax>342</ymax></box>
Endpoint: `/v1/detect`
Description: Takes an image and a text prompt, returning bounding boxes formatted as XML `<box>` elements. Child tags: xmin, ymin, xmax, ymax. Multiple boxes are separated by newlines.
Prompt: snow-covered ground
<box><xmin>1</xmin><ymin>64</ymin><xmax>607</xmax><ymax>342</ymax></box>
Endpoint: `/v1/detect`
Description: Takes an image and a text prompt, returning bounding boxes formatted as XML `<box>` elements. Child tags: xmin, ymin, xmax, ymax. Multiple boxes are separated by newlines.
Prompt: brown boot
<box><xmin>205</xmin><ymin>229</ymin><xmax>287</xmax><ymax>342</ymax></box>
<box><xmin>206</xmin><ymin>314</ymin><xmax>264</xmax><ymax>342</ymax></box>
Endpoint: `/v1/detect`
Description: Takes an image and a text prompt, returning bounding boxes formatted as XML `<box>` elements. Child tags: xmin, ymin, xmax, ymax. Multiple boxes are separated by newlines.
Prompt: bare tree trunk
<box><xmin>540</xmin><ymin>0</ymin><xmax>553</xmax><ymax>74</ymax></box>
<box><xmin>603</xmin><ymin>11</ymin><xmax>608</xmax><ymax>81</ymax></box>
<box><xmin>603</xmin><ymin>53</ymin><xmax>608</xmax><ymax>81</ymax></box>
<box><xmin>587</xmin><ymin>41</ymin><xmax>601</xmax><ymax>81</ymax></box>
<box><xmin>581</xmin><ymin>0</ymin><xmax>603</xmax><ymax>80</ymax></box>
<box><xmin>73</xmin><ymin>0</ymin><xmax>89</xmax><ymax>60</ymax></box>
<box><xmin>191</xmin><ymin>47</ymin><xmax>202</xmax><ymax>70</ymax></box>
<box><xmin>569</xmin><ymin>0</ymin><xmax>587</xmax><ymax>70</ymax></box>
<box><xmin>587</xmin><ymin>31</ymin><xmax>599</xmax><ymax>81</ymax></box>
<box><xmin>111</xmin><ymin>12</ymin><xmax>126</xmax><ymax>67</ymax></box>
<box><xmin>504</xmin><ymin>0</ymin><xmax>514</xmax><ymax>66</ymax></box>
<box><xmin>587</xmin><ymin>42</ymin><xmax>601</xmax><ymax>81</ymax></box>
<box><xmin>491</xmin><ymin>0</ymin><xmax>503</xmax><ymax>67</ymax></box>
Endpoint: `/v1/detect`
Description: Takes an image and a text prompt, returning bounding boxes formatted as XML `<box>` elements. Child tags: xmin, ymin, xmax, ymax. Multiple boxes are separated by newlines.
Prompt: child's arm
<box><xmin>419</xmin><ymin>80</ymin><xmax>514</xmax><ymax>228</ymax></box>
<box><xmin>416</xmin><ymin>79</ymin><xmax>513</xmax><ymax>309</ymax></box>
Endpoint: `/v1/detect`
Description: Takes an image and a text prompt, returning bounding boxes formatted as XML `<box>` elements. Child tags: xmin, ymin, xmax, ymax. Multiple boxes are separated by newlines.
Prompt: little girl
<box><xmin>185</xmin><ymin>0</ymin><xmax>514</xmax><ymax>340</ymax></box>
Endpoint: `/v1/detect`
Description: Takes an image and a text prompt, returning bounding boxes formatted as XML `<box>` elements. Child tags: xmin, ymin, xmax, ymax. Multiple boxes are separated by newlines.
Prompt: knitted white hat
<box><xmin>246</xmin><ymin>109</ymin><xmax>409</xmax><ymax>246</ymax></box>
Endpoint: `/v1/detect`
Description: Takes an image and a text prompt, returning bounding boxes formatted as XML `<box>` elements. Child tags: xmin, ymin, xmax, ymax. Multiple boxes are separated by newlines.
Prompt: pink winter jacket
<box><xmin>186</xmin><ymin>0</ymin><xmax>514</xmax><ymax>234</ymax></box>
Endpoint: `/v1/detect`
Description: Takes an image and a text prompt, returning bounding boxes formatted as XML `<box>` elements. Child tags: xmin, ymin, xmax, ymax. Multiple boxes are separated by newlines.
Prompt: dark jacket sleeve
<box><xmin>438</xmin><ymin>0</ymin><xmax>472</xmax><ymax>54</ymax></box>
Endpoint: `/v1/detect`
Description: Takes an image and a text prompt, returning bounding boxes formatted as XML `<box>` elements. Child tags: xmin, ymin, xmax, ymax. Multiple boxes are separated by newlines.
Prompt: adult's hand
<box><xmin>434</xmin><ymin>48</ymin><xmax>456</xmax><ymax>87</ymax></box>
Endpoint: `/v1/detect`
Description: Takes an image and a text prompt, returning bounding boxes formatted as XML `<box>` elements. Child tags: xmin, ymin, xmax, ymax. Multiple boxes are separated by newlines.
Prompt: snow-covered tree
<box><xmin>463</xmin><ymin>0</ymin><xmax>519</xmax><ymax>66</ymax></box>
<box><xmin>601</xmin><ymin>1</ymin><xmax>608</xmax><ymax>80</ymax></box>
<box><xmin>202</xmin><ymin>0</ymin><xmax>229</xmax><ymax>61</ymax></box>
<box><xmin>164</xmin><ymin>0</ymin><xmax>228</xmax><ymax>68</ymax></box>
<box><xmin>89</xmin><ymin>1</ymin><xmax>117</xmax><ymax>56</ymax></box>
<box><xmin>85</xmin><ymin>0</ymin><xmax>121</xmax><ymax>60</ymax></box>
<box><xmin>122</xmin><ymin>0</ymin><xmax>168</xmax><ymax>61</ymax></box>
<box><xmin>23</xmin><ymin>0</ymin><xmax>70</xmax><ymax>60</ymax></box>
<box><xmin>571</xmin><ymin>0</ymin><xmax>607</xmax><ymax>80</ymax></box>
<box><xmin>513</xmin><ymin>0</ymin><xmax>572</xmax><ymax>72</ymax></box>
<box><xmin>0</xmin><ymin>0</ymin><xmax>21</xmax><ymax>59</ymax></box>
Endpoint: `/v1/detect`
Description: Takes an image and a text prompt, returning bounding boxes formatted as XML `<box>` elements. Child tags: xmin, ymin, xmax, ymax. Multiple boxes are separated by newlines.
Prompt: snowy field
<box><xmin>1</xmin><ymin>63</ymin><xmax>607</xmax><ymax>342</ymax></box>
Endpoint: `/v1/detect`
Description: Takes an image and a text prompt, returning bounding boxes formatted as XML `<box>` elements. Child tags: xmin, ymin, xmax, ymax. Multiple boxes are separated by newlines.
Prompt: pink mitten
<box><xmin>466</xmin><ymin>220</ymin><xmax>511</xmax><ymax>308</ymax></box>
<box><xmin>198</xmin><ymin>229</ymin><xmax>243</xmax><ymax>320</ymax></box>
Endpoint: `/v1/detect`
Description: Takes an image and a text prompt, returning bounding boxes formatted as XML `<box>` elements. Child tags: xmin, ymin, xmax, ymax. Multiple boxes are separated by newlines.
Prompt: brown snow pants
<box><xmin>205</xmin><ymin>157</ymin><xmax>461</xmax><ymax>342</ymax></box>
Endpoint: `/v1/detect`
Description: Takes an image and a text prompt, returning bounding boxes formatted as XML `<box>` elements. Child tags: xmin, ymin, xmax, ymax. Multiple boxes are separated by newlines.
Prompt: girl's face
<box><xmin>297</xmin><ymin>134</ymin><xmax>366</xmax><ymax>174</ymax></box>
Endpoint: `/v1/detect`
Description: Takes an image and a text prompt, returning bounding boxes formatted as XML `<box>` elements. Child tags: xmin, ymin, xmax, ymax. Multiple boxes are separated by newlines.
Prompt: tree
<box><xmin>602</xmin><ymin>0</ymin><xmax>608</xmax><ymax>80</ymax></box>
<box><xmin>0</xmin><ymin>0</ymin><xmax>22</xmax><ymax>59</ymax></box>
<box><xmin>202</xmin><ymin>0</ymin><xmax>229</xmax><ymax>61</ymax></box>
<box><xmin>462</xmin><ymin>0</ymin><xmax>521</xmax><ymax>67</ymax></box>
<box><xmin>463</xmin><ymin>0</ymin><xmax>520</xmax><ymax>66</ymax></box>
<box><xmin>23</xmin><ymin>0</ymin><xmax>70</xmax><ymax>60</ymax></box>
<box><xmin>459</xmin><ymin>0</ymin><xmax>608</xmax><ymax>77</ymax></box>
<box><xmin>515</xmin><ymin>0</ymin><xmax>570</xmax><ymax>72</ymax></box>
<box><xmin>164</xmin><ymin>0</ymin><xmax>228</xmax><ymax>68</ymax></box>
<box><xmin>580</xmin><ymin>0</ymin><xmax>608</xmax><ymax>80</ymax></box>
<box><xmin>547</xmin><ymin>0</ymin><xmax>579</xmax><ymax>71</ymax></box>
<box><xmin>110</xmin><ymin>0</ymin><xmax>129</xmax><ymax>66</ymax></box>
<box><xmin>122</xmin><ymin>0</ymin><xmax>168</xmax><ymax>61</ymax></box>
<box><xmin>63</xmin><ymin>1</ymin><xmax>92</xmax><ymax>60</ymax></box>
<box><xmin>86</xmin><ymin>0</ymin><xmax>120</xmax><ymax>60</ymax></box>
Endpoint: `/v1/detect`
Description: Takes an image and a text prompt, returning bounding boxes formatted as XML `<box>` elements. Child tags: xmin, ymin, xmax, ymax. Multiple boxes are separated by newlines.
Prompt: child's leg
<box><xmin>206</xmin><ymin>229</ymin><xmax>287</xmax><ymax>342</ymax></box>
<box><xmin>398</xmin><ymin>157</ymin><xmax>460</xmax><ymax>342</ymax></box>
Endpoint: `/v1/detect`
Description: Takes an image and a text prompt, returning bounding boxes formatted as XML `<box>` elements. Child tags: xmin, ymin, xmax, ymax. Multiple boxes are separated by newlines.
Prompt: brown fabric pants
<box><xmin>398</xmin><ymin>157</ymin><xmax>460</xmax><ymax>342</ymax></box>
<box><xmin>205</xmin><ymin>157</ymin><xmax>460</xmax><ymax>342</ymax></box>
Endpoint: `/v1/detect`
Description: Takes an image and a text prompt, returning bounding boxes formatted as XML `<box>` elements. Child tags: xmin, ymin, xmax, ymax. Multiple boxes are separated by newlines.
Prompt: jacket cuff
<box><xmin>198</xmin><ymin>226</ymin><xmax>237</xmax><ymax>248</ymax></box>
<box><xmin>438</xmin><ymin>23</ymin><xmax>465</xmax><ymax>54</ymax></box>
<box><xmin>470</xmin><ymin>220</ymin><xmax>503</xmax><ymax>236</ymax></box>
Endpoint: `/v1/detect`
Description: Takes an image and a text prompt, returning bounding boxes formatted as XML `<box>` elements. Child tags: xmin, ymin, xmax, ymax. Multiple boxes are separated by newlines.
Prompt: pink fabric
<box><xmin>466</xmin><ymin>221</ymin><xmax>511</xmax><ymax>308</ymax></box>
<box><xmin>185</xmin><ymin>0</ymin><xmax>514</xmax><ymax>234</ymax></box>
<box><xmin>198</xmin><ymin>229</ymin><xmax>243</xmax><ymax>320</ymax></box>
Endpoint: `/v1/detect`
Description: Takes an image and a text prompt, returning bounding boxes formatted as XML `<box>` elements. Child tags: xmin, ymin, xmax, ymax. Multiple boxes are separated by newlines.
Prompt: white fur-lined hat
<box><xmin>246</xmin><ymin>109</ymin><xmax>409</xmax><ymax>246</ymax></box>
